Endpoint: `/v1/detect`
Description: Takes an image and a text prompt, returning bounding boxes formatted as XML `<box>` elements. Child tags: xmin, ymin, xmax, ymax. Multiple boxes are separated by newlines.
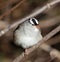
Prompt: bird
<box><xmin>14</xmin><ymin>18</ymin><xmax>43</xmax><ymax>54</ymax></box>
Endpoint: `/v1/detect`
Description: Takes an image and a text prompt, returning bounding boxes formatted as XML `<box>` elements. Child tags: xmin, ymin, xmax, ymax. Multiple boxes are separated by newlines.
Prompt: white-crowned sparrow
<box><xmin>14</xmin><ymin>18</ymin><xmax>42</xmax><ymax>53</ymax></box>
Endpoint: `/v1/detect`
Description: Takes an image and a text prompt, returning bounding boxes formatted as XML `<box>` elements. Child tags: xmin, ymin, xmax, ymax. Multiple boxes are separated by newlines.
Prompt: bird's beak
<box><xmin>36</xmin><ymin>25</ymin><xmax>40</xmax><ymax>29</ymax></box>
<box><xmin>33</xmin><ymin>25</ymin><xmax>40</xmax><ymax>29</ymax></box>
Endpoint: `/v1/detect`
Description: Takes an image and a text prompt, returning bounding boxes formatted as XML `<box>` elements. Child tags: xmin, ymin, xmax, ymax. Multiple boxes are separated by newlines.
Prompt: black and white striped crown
<box><xmin>29</xmin><ymin>18</ymin><xmax>39</xmax><ymax>25</ymax></box>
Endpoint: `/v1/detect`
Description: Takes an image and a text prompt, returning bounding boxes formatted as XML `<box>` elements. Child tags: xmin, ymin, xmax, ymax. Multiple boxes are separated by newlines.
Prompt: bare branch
<box><xmin>39</xmin><ymin>16</ymin><xmax>60</xmax><ymax>28</ymax></box>
<box><xmin>0</xmin><ymin>0</ymin><xmax>26</xmax><ymax>19</ymax></box>
<box><xmin>40</xmin><ymin>43</ymin><xmax>60</xmax><ymax>59</ymax></box>
<box><xmin>0</xmin><ymin>0</ymin><xmax>60</xmax><ymax>37</ymax></box>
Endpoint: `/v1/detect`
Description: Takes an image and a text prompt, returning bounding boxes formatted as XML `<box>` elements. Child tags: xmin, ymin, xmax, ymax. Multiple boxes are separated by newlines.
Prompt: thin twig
<box><xmin>13</xmin><ymin>25</ymin><xmax>60</xmax><ymax>62</ymax></box>
<box><xmin>0</xmin><ymin>0</ymin><xmax>26</xmax><ymax>19</ymax></box>
<box><xmin>40</xmin><ymin>43</ymin><xmax>60</xmax><ymax>60</ymax></box>
<box><xmin>0</xmin><ymin>0</ymin><xmax>60</xmax><ymax>37</ymax></box>
<box><xmin>0</xmin><ymin>0</ymin><xmax>21</xmax><ymax>9</ymax></box>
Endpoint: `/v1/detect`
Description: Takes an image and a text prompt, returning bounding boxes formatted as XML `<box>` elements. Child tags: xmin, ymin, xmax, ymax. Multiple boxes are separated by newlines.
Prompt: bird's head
<box><xmin>29</xmin><ymin>18</ymin><xmax>39</xmax><ymax>29</ymax></box>
<box><xmin>29</xmin><ymin>18</ymin><xmax>38</xmax><ymax>25</ymax></box>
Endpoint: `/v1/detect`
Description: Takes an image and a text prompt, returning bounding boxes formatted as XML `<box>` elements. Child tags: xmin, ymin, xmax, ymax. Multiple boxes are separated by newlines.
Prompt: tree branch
<box><xmin>0</xmin><ymin>0</ymin><xmax>60</xmax><ymax>37</ymax></box>
<box><xmin>0</xmin><ymin>0</ymin><xmax>26</xmax><ymax>19</ymax></box>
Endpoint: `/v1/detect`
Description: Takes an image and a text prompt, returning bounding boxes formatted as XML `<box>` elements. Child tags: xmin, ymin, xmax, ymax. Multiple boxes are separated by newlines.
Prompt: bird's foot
<box><xmin>24</xmin><ymin>49</ymin><xmax>29</xmax><ymax>55</ymax></box>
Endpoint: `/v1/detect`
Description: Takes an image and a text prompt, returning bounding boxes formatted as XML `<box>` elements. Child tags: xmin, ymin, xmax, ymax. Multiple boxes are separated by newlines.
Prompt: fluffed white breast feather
<box><xmin>14</xmin><ymin>21</ymin><xmax>42</xmax><ymax>48</ymax></box>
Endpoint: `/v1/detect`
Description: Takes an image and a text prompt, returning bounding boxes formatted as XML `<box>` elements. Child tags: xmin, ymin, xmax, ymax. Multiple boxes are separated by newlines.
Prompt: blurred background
<box><xmin>0</xmin><ymin>0</ymin><xmax>60</xmax><ymax>62</ymax></box>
